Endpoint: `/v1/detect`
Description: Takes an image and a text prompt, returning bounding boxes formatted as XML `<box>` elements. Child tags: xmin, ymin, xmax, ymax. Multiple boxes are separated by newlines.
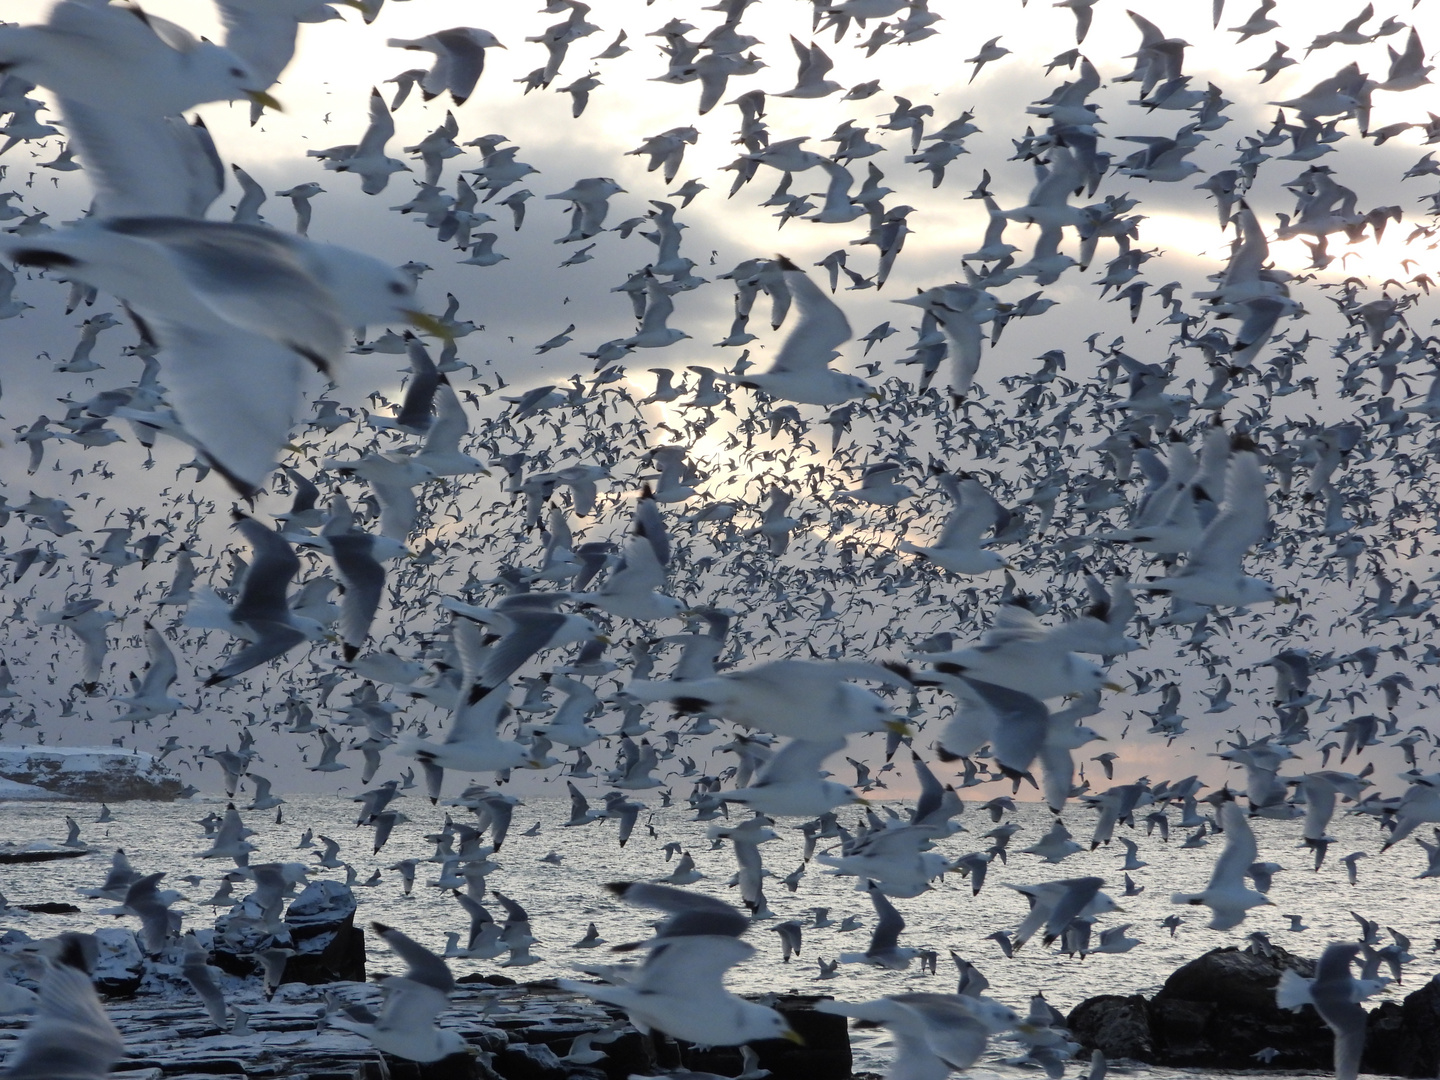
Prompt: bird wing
<box><xmin>935</xmin><ymin>479</ymin><xmax>1004</xmax><ymax>549</ymax></box>
<box><xmin>1310</xmin><ymin>943</ymin><xmax>1366</xmax><ymax>1080</ymax></box>
<box><xmin>152</xmin><ymin>322</ymin><xmax>307</xmax><ymax>498</ymax></box>
<box><xmin>444</xmin><ymin>680</ymin><xmax>509</xmax><ymax>747</ymax></box>
<box><xmin>327</xmin><ymin>534</ymin><xmax>386</xmax><ymax>652</ymax></box>
<box><xmin>427</xmin><ymin>30</ymin><xmax>490</xmax><ymax>103</ymax></box>
<box><xmin>107</xmin><ymin>219</ymin><xmax>347</xmax><ymax>369</ymax></box>
<box><xmin>1209</xmin><ymin>801</ymin><xmax>1259</xmax><ymax>890</ymax></box>
<box><xmin>356</xmin><ymin>88</ymin><xmax>397</xmax><ymax>159</ymax></box>
<box><xmin>1185</xmin><ymin>450</ymin><xmax>1267</xmax><ymax>573</ymax></box>
<box><xmin>59</xmin><ymin>100</ymin><xmax>223</xmax><ymax>218</ymax></box>
<box><xmin>1</xmin><ymin>955</ymin><xmax>125</xmax><ymax>1080</ymax></box>
<box><xmin>635</xmin><ymin>935</ymin><xmax>754</xmax><ymax>991</ymax></box>
<box><xmin>893</xmin><ymin>995</ymin><xmax>990</xmax><ymax>1068</ymax></box>
<box><xmin>372</xmin><ymin>976</ymin><xmax>450</xmax><ymax>1032</ymax></box>
<box><xmin>866</xmin><ymin>883</ymin><xmax>906</xmax><ymax>953</ymax></box>
<box><xmin>607</xmin><ymin>527</ymin><xmax>668</xmax><ymax>595</ymax></box>
<box><xmin>138</xmin><ymin>623</ymin><xmax>177</xmax><ymax>695</ymax></box>
<box><xmin>373</xmin><ymin>922</ymin><xmax>454</xmax><ymax>993</ymax></box>
<box><xmin>755</xmin><ymin>736</ymin><xmax>847</xmax><ymax>785</ymax></box>
<box><xmin>631</xmin><ymin>492</ymin><xmax>671</xmax><ymax>567</ymax></box>
<box><xmin>422</xmin><ymin>380</ymin><xmax>469</xmax><ymax>457</ymax></box>
<box><xmin>768</xmin><ymin>261</ymin><xmax>851</xmax><ymax>374</ymax></box>
<box><xmin>976</xmin><ymin>603</ymin><xmax>1048</xmax><ymax>648</ymax></box>
<box><xmin>610</xmin><ymin>881</ymin><xmax>750</xmax><ymax>939</ymax></box>
<box><xmin>229</xmin><ymin>517</ymin><xmax>301</xmax><ymax>628</ymax></box>
<box><xmin>215</xmin><ymin>0</ymin><xmax>305</xmax><ymax>85</ymax></box>
<box><xmin>479</xmin><ymin>610</ymin><xmax>569</xmax><ymax>688</ymax></box>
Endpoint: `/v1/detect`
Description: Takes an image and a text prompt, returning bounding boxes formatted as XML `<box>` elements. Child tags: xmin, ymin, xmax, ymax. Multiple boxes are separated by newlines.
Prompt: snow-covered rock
<box><xmin>0</xmin><ymin>745</ymin><xmax>183</xmax><ymax>801</ymax></box>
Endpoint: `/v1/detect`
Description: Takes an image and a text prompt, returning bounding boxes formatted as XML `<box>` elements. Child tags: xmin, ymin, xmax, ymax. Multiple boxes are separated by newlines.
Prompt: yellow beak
<box><xmin>245</xmin><ymin>90</ymin><xmax>283</xmax><ymax>112</ymax></box>
<box><xmin>405</xmin><ymin>310</ymin><xmax>455</xmax><ymax>343</ymax></box>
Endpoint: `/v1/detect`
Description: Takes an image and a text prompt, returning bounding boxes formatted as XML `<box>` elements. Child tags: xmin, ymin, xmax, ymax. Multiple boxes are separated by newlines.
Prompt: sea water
<box><xmin>2</xmin><ymin>794</ymin><xmax>1425</xmax><ymax>1077</ymax></box>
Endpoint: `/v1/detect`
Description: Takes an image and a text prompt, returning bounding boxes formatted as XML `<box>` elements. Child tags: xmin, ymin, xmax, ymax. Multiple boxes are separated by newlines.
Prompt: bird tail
<box><xmin>1275</xmin><ymin>970</ymin><xmax>1314</xmax><ymax>1011</ymax></box>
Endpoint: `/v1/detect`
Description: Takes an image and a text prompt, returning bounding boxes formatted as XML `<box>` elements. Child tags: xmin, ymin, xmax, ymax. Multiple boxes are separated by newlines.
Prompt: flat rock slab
<box><xmin>0</xmin><ymin>847</ymin><xmax>89</xmax><ymax>864</ymax></box>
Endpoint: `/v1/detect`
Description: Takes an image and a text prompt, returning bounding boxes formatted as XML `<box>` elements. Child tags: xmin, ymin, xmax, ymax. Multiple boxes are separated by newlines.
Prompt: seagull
<box><xmin>558</xmin><ymin>882</ymin><xmax>799</xmax><ymax>1045</ymax></box>
<box><xmin>899</xmin><ymin>474</ymin><xmax>1011</xmax><ymax>575</ymax></box>
<box><xmin>965</xmin><ymin>37</ymin><xmax>1010</xmax><ymax>83</ymax></box>
<box><xmin>724</xmin><ymin>737</ymin><xmax>860</xmax><ymax>817</ymax></box>
<box><xmin>723</xmin><ymin>258</ymin><xmax>877</xmax><ymax>406</ymax></box>
<box><xmin>776</xmin><ymin>37</ymin><xmax>841</xmax><ymax>98</ymax></box>
<box><xmin>1172</xmin><ymin>801</ymin><xmax>1273</xmax><ymax>929</ymax></box>
<box><xmin>189</xmin><ymin>515</ymin><xmax>318</xmax><ymax>685</ymax></box>
<box><xmin>36</xmin><ymin>599</ymin><xmax>116</xmax><ymax>693</ymax></box>
<box><xmin>5</xmin><ymin>218</ymin><xmax>433</xmax><ymax>495</ymax></box>
<box><xmin>908</xmin><ymin>604</ymin><xmax>1118</xmax><ymax>701</ymax></box>
<box><xmin>398</xmin><ymin>623</ymin><xmax>536</xmax><ymax>801</ymax></box>
<box><xmin>331</xmin><ymin>923</ymin><xmax>469</xmax><ymax>1062</ymax></box>
<box><xmin>386</xmin><ymin>28</ymin><xmax>505</xmax><ymax>106</ymax></box>
<box><xmin>819</xmin><ymin>992</ymin><xmax>1022</xmax><ymax>1074</ymax></box>
<box><xmin>179</xmin><ymin>934</ymin><xmax>229</xmax><ymax>1031</ymax></box>
<box><xmin>1137</xmin><ymin>446</ymin><xmax>1285</xmax><ymax>609</ymax></box>
<box><xmin>839</xmin><ymin>881</ymin><xmax>919</xmax><ymax>968</ymax></box>
<box><xmin>1277</xmin><ymin>943</ymin><xmax>1367</xmax><ymax>1080</ymax></box>
<box><xmin>574</xmin><ymin>489</ymin><xmax>687</xmax><ymax>620</ymax></box>
<box><xmin>627</xmin><ymin>659</ymin><xmax>910</xmax><ymax>739</ymax></box>
<box><xmin>310</xmin><ymin>88</ymin><xmax>410</xmax><ymax>194</ymax></box>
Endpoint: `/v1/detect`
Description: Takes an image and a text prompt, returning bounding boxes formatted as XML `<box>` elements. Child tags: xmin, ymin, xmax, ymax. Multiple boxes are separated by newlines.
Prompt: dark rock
<box><xmin>208</xmin><ymin>948</ymin><xmax>257</xmax><ymax>980</ymax></box>
<box><xmin>0</xmin><ymin>847</ymin><xmax>89</xmax><ymax>864</ymax></box>
<box><xmin>1154</xmin><ymin>943</ymin><xmax>1313</xmax><ymax>1010</ymax></box>
<box><xmin>18</xmin><ymin>901</ymin><xmax>81</xmax><ymax>913</ymax></box>
<box><xmin>589</xmin><ymin>1028</ymin><xmax>656</xmax><ymax>1080</ymax></box>
<box><xmin>1066</xmin><ymin>994</ymin><xmax>1156</xmax><ymax>1063</ymax></box>
<box><xmin>157</xmin><ymin>1062</ymin><xmax>246</xmax><ymax>1075</ymax></box>
<box><xmin>280</xmin><ymin>911</ymin><xmax>365</xmax><ymax>986</ymax></box>
<box><xmin>1068</xmin><ymin>946</ymin><xmax>1333</xmax><ymax>1071</ymax></box>
<box><xmin>676</xmin><ymin>995</ymin><xmax>851</xmax><ymax>1080</ymax></box>
<box><xmin>458</xmin><ymin>972</ymin><xmax>518</xmax><ymax>987</ymax></box>
<box><xmin>360</xmin><ymin>1051</ymin><xmax>497</xmax><ymax>1080</ymax></box>
<box><xmin>286</xmin><ymin>879</ymin><xmax>358</xmax><ymax>931</ymax></box>
<box><xmin>1365</xmin><ymin>976</ymin><xmax>1440</xmax><ymax>1078</ymax></box>
<box><xmin>213</xmin><ymin>881</ymin><xmax>364</xmax><ymax>986</ymax></box>
<box><xmin>495</xmin><ymin>1041</ymin><xmax>567</xmax><ymax>1080</ymax></box>
<box><xmin>279</xmin><ymin>881</ymin><xmax>365</xmax><ymax>985</ymax></box>
<box><xmin>1364</xmin><ymin>1000</ymin><xmax>1407</xmax><ymax>1077</ymax></box>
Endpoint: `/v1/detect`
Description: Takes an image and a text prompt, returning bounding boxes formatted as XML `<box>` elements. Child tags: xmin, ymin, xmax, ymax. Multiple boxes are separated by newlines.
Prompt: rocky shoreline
<box><xmin>0</xmin><ymin>971</ymin><xmax>849</xmax><ymax>1080</ymax></box>
<box><xmin>8</xmin><ymin>876</ymin><xmax>1433</xmax><ymax>1080</ymax></box>
<box><xmin>1069</xmin><ymin>942</ymin><xmax>1440</xmax><ymax>1078</ymax></box>
<box><xmin>1</xmin><ymin>878</ymin><xmax>850</xmax><ymax>1080</ymax></box>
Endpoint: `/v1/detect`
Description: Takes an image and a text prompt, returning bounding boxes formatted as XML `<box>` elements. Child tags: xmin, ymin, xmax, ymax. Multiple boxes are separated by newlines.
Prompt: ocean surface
<box><xmin>2</xmin><ymin>793</ymin><xmax>1427</xmax><ymax>1077</ymax></box>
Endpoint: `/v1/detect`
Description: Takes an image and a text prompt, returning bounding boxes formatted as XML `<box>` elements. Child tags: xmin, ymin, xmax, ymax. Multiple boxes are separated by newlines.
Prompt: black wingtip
<box><xmin>882</xmin><ymin>660</ymin><xmax>914</xmax><ymax>683</ymax></box>
<box><xmin>55</xmin><ymin>932</ymin><xmax>97</xmax><ymax>974</ymax></box>
<box><xmin>11</xmin><ymin>248</ymin><xmax>79</xmax><ymax>270</ymax></box>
